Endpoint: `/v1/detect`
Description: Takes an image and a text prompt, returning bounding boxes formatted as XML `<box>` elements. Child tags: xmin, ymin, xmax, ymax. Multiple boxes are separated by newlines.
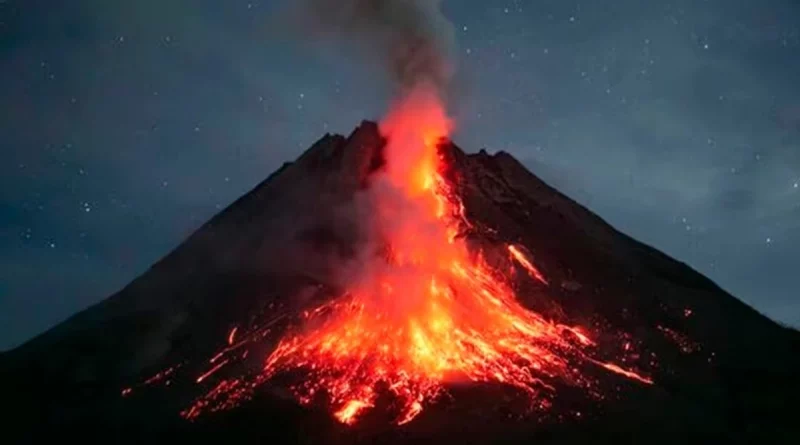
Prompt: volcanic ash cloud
<box><xmin>296</xmin><ymin>0</ymin><xmax>456</xmax><ymax>95</ymax></box>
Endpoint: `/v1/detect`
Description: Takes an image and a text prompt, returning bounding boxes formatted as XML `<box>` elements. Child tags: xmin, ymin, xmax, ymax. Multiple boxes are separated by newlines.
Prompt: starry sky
<box><xmin>2</xmin><ymin>0</ymin><xmax>799</xmax><ymax>351</ymax></box>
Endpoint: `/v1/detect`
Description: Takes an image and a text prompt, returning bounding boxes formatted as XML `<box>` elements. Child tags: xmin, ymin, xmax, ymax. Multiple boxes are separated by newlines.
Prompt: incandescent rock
<box><xmin>2</xmin><ymin>121</ymin><xmax>798</xmax><ymax>445</ymax></box>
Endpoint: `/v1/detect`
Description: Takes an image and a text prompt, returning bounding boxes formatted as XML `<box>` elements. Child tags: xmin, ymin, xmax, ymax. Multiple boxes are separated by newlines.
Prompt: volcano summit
<box><xmin>3</xmin><ymin>98</ymin><xmax>799</xmax><ymax>443</ymax></box>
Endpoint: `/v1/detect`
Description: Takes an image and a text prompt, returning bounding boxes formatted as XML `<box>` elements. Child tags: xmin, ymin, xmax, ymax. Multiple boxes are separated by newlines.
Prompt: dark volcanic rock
<box><xmin>2</xmin><ymin>121</ymin><xmax>798</xmax><ymax>444</ymax></box>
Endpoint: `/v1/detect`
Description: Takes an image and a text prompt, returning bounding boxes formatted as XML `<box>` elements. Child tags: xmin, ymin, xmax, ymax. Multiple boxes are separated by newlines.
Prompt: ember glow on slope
<box><xmin>179</xmin><ymin>85</ymin><xmax>652</xmax><ymax>426</ymax></box>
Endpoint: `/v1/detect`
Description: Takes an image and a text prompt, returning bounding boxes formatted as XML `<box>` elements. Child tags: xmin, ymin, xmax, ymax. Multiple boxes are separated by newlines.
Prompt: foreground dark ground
<box><xmin>3</xmin><ymin>122</ymin><xmax>799</xmax><ymax>444</ymax></box>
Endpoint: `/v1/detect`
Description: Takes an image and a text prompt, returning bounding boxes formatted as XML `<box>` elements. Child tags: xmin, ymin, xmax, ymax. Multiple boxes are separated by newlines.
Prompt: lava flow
<box><xmin>178</xmin><ymin>85</ymin><xmax>652</xmax><ymax>426</ymax></box>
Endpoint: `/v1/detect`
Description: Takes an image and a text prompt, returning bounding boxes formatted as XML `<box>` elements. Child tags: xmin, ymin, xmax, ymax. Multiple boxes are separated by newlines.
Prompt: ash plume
<box><xmin>288</xmin><ymin>0</ymin><xmax>456</xmax><ymax>96</ymax></box>
<box><xmin>266</xmin><ymin>2</ymin><xmax>461</xmax><ymax>309</ymax></box>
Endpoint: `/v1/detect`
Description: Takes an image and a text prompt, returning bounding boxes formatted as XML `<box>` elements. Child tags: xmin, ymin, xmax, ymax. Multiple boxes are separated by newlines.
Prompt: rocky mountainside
<box><xmin>3</xmin><ymin>121</ymin><xmax>799</xmax><ymax>444</ymax></box>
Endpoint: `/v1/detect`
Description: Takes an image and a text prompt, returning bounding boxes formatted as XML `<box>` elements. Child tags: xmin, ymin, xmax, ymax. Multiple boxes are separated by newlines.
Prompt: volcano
<box><xmin>3</xmin><ymin>109</ymin><xmax>799</xmax><ymax>444</ymax></box>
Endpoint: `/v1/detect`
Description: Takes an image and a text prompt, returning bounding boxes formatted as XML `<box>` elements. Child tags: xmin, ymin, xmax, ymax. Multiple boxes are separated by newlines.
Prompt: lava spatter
<box><xmin>177</xmin><ymin>85</ymin><xmax>653</xmax><ymax>426</ymax></box>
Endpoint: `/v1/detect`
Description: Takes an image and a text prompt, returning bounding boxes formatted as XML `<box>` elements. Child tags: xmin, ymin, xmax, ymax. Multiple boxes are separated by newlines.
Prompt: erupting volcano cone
<box><xmin>3</xmin><ymin>99</ymin><xmax>799</xmax><ymax>443</ymax></box>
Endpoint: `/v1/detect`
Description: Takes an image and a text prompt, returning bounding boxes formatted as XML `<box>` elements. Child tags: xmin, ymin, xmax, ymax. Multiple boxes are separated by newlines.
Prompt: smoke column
<box><xmin>291</xmin><ymin>0</ymin><xmax>456</xmax><ymax>97</ymax></box>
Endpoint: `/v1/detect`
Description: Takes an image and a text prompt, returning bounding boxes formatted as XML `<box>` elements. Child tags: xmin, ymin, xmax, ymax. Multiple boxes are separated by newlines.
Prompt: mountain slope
<box><xmin>3</xmin><ymin>121</ymin><xmax>798</xmax><ymax>444</ymax></box>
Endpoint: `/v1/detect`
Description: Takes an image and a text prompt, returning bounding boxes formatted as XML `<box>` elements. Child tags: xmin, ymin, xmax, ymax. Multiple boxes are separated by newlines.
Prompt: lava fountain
<box><xmin>178</xmin><ymin>85</ymin><xmax>652</xmax><ymax>426</ymax></box>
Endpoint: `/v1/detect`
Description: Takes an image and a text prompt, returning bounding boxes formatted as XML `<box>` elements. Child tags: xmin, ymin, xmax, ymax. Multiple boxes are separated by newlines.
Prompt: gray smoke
<box><xmin>288</xmin><ymin>0</ymin><xmax>456</xmax><ymax>96</ymax></box>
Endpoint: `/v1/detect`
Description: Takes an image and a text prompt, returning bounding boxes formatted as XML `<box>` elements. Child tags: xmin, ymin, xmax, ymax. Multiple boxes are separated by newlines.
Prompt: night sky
<box><xmin>2</xmin><ymin>0</ymin><xmax>799</xmax><ymax>351</ymax></box>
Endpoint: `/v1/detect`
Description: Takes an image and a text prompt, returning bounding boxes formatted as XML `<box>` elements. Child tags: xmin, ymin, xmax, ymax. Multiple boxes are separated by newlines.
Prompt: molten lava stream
<box><xmin>181</xmin><ymin>85</ymin><xmax>653</xmax><ymax>426</ymax></box>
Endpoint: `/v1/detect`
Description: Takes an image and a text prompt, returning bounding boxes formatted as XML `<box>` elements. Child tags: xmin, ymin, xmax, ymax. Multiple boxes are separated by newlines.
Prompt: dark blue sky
<box><xmin>2</xmin><ymin>0</ymin><xmax>799</xmax><ymax>350</ymax></box>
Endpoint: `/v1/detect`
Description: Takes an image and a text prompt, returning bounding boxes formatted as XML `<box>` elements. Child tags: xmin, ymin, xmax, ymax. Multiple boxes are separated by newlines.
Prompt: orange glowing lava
<box><xmin>179</xmin><ymin>85</ymin><xmax>652</xmax><ymax>425</ymax></box>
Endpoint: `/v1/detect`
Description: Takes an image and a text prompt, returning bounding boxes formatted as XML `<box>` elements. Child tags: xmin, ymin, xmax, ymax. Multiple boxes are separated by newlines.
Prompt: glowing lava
<box><xmin>179</xmin><ymin>85</ymin><xmax>652</xmax><ymax>425</ymax></box>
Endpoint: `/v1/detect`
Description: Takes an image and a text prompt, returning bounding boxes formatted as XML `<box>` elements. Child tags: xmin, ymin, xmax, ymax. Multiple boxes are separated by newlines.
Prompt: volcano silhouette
<box><xmin>2</xmin><ymin>121</ymin><xmax>799</xmax><ymax>444</ymax></box>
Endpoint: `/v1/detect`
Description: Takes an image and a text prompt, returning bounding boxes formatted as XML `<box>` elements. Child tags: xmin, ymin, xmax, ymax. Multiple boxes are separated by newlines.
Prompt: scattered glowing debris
<box><xmin>144</xmin><ymin>365</ymin><xmax>180</xmax><ymax>386</ymax></box>
<box><xmin>334</xmin><ymin>399</ymin><xmax>373</xmax><ymax>425</ymax></box>
<box><xmin>508</xmin><ymin>244</ymin><xmax>548</xmax><ymax>284</ymax></box>
<box><xmin>175</xmin><ymin>86</ymin><xmax>655</xmax><ymax>426</ymax></box>
<box><xmin>196</xmin><ymin>359</ymin><xmax>230</xmax><ymax>383</ymax></box>
<box><xmin>658</xmin><ymin>325</ymin><xmax>701</xmax><ymax>354</ymax></box>
<box><xmin>593</xmin><ymin>361</ymin><xmax>654</xmax><ymax>385</ymax></box>
<box><xmin>228</xmin><ymin>327</ymin><xmax>238</xmax><ymax>345</ymax></box>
